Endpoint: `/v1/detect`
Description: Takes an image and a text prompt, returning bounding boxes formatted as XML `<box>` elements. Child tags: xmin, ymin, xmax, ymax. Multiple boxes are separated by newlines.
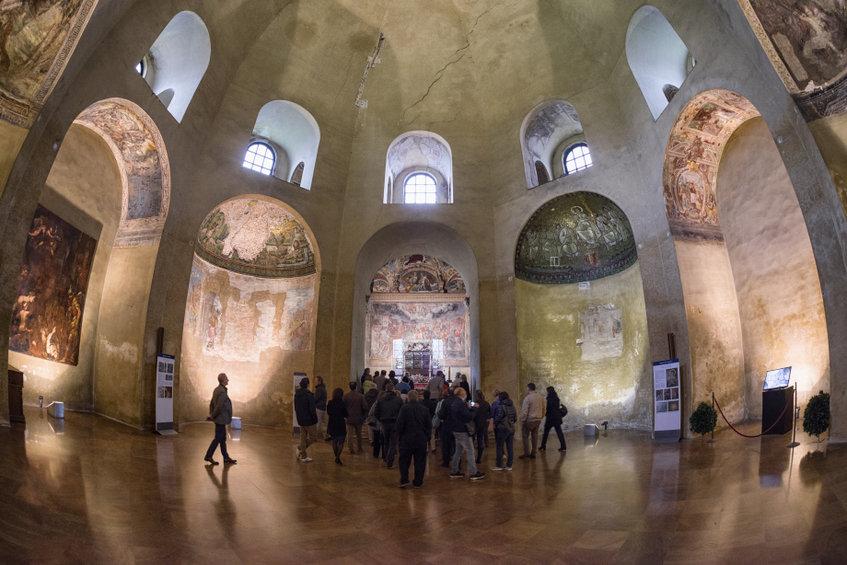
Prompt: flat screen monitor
<box><xmin>763</xmin><ymin>367</ymin><xmax>791</xmax><ymax>391</ymax></box>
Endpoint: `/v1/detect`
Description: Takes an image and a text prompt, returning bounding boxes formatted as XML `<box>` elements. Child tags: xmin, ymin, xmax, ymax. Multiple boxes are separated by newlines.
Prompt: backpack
<box><xmin>432</xmin><ymin>398</ymin><xmax>444</xmax><ymax>428</ymax></box>
<box><xmin>437</xmin><ymin>397</ymin><xmax>451</xmax><ymax>421</ymax></box>
<box><xmin>560</xmin><ymin>403</ymin><xmax>568</xmax><ymax>417</ymax></box>
<box><xmin>497</xmin><ymin>403</ymin><xmax>516</xmax><ymax>434</ymax></box>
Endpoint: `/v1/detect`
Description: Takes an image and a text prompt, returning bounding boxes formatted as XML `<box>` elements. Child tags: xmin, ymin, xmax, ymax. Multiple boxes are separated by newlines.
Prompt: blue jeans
<box><xmin>205</xmin><ymin>424</ymin><xmax>229</xmax><ymax>460</ymax></box>
<box><xmin>451</xmin><ymin>432</ymin><xmax>478</xmax><ymax>475</ymax></box>
<box><xmin>495</xmin><ymin>429</ymin><xmax>514</xmax><ymax>467</ymax></box>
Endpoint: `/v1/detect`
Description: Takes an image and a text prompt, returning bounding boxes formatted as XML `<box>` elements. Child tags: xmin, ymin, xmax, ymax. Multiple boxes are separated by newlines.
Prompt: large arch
<box><xmin>251</xmin><ymin>100</ymin><xmax>321</xmax><ymax>189</ymax></box>
<box><xmin>5</xmin><ymin>97</ymin><xmax>170</xmax><ymax>427</ymax></box>
<box><xmin>513</xmin><ymin>191</ymin><xmax>651</xmax><ymax>429</ymax></box>
<box><xmin>351</xmin><ymin>222</ymin><xmax>479</xmax><ymax>388</ymax></box>
<box><xmin>519</xmin><ymin>99</ymin><xmax>589</xmax><ymax>188</ymax></box>
<box><xmin>178</xmin><ymin>194</ymin><xmax>321</xmax><ymax>428</ymax></box>
<box><xmin>663</xmin><ymin>89</ymin><xmax>829</xmax><ymax>424</ymax></box>
<box><xmin>384</xmin><ymin>132</ymin><xmax>453</xmax><ymax>204</ymax></box>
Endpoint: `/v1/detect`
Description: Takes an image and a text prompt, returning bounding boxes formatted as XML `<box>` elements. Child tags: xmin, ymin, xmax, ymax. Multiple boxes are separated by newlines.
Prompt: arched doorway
<box><xmin>514</xmin><ymin>191</ymin><xmax>651</xmax><ymax>429</ymax></box>
<box><xmin>664</xmin><ymin>89</ymin><xmax>829</xmax><ymax>422</ymax></box>
<box><xmin>352</xmin><ymin>223</ymin><xmax>480</xmax><ymax>389</ymax></box>
<box><xmin>178</xmin><ymin>195</ymin><xmax>320</xmax><ymax>427</ymax></box>
<box><xmin>6</xmin><ymin>98</ymin><xmax>169</xmax><ymax>426</ymax></box>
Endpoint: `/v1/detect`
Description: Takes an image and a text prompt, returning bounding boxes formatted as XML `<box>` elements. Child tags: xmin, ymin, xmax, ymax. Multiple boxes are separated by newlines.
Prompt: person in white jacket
<box><xmin>518</xmin><ymin>382</ymin><xmax>545</xmax><ymax>459</ymax></box>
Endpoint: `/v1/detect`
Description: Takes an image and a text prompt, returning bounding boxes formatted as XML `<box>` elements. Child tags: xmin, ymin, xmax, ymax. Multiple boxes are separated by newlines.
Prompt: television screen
<box><xmin>763</xmin><ymin>367</ymin><xmax>791</xmax><ymax>391</ymax></box>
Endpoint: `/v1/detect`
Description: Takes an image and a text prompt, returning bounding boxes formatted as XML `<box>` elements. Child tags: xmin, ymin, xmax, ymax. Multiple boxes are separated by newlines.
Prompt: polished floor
<box><xmin>1</xmin><ymin>408</ymin><xmax>846</xmax><ymax>564</ymax></box>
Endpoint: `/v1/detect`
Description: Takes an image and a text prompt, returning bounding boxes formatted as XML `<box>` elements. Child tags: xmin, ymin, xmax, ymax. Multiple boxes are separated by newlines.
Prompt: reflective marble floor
<box><xmin>1</xmin><ymin>408</ymin><xmax>846</xmax><ymax>564</ymax></box>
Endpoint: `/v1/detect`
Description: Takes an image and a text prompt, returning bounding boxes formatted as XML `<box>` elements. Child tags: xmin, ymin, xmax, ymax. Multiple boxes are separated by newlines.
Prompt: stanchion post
<box><xmin>788</xmin><ymin>385</ymin><xmax>800</xmax><ymax>448</ymax></box>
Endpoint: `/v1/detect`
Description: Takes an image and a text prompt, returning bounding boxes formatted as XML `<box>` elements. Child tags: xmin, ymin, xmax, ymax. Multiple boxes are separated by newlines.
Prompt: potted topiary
<box><xmin>803</xmin><ymin>391</ymin><xmax>830</xmax><ymax>442</ymax></box>
<box><xmin>689</xmin><ymin>401</ymin><xmax>717</xmax><ymax>440</ymax></box>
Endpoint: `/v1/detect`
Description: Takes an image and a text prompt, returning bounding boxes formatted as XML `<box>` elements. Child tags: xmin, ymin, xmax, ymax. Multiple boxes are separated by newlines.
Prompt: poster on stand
<box><xmin>155</xmin><ymin>354</ymin><xmax>176</xmax><ymax>434</ymax></box>
<box><xmin>293</xmin><ymin>372</ymin><xmax>307</xmax><ymax>430</ymax></box>
<box><xmin>653</xmin><ymin>359</ymin><xmax>681</xmax><ymax>441</ymax></box>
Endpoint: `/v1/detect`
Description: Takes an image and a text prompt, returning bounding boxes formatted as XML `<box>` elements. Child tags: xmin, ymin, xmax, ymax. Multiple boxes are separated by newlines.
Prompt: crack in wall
<box><xmin>354</xmin><ymin>32</ymin><xmax>385</xmax><ymax>111</ymax></box>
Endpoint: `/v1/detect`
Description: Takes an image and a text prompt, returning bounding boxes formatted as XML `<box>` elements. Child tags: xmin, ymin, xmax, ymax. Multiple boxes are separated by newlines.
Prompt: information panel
<box><xmin>653</xmin><ymin>358</ymin><xmax>681</xmax><ymax>441</ymax></box>
<box><xmin>155</xmin><ymin>354</ymin><xmax>175</xmax><ymax>433</ymax></box>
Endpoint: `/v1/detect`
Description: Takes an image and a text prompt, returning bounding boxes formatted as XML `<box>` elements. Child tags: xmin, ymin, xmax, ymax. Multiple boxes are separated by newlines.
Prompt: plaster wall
<box><xmin>179</xmin><ymin>256</ymin><xmax>319</xmax><ymax>428</ymax></box>
<box><xmin>8</xmin><ymin>124</ymin><xmax>122</xmax><ymax>411</ymax></box>
<box><xmin>0</xmin><ymin>122</ymin><xmax>27</xmax><ymax>197</ymax></box>
<box><xmin>515</xmin><ymin>263</ymin><xmax>651</xmax><ymax>429</ymax></box>
<box><xmin>807</xmin><ymin>114</ymin><xmax>847</xmax><ymax>219</ymax></box>
<box><xmin>718</xmin><ymin>118</ymin><xmax>829</xmax><ymax>415</ymax></box>
<box><xmin>674</xmin><ymin>238</ymin><xmax>746</xmax><ymax>422</ymax></box>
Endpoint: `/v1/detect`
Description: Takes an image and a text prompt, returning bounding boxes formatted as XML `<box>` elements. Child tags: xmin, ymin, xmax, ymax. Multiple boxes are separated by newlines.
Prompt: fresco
<box><xmin>0</xmin><ymin>0</ymin><xmax>96</xmax><ymax>127</ymax></box>
<box><xmin>663</xmin><ymin>90</ymin><xmax>759</xmax><ymax>239</ymax></box>
<box><xmin>578</xmin><ymin>304</ymin><xmax>623</xmax><ymax>362</ymax></box>
<box><xmin>196</xmin><ymin>198</ymin><xmax>316</xmax><ymax>278</ymax></box>
<box><xmin>75</xmin><ymin>99</ymin><xmax>169</xmax><ymax>247</ymax></box>
<box><xmin>9</xmin><ymin>205</ymin><xmax>96</xmax><ymax>365</ymax></box>
<box><xmin>371</xmin><ymin>254</ymin><xmax>466</xmax><ymax>294</ymax></box>
<box><xmin>740</xmin><ymin>0</ymin><xmax>847</xmax><ymax>119</ymax></box>
<box><xmin>367</xmin><ymin>300</ymin><xmax>469</xmax><ymax>364</ymax></box>
<box><xmin>183</xmin><ymin>255</ymin><xmax>316</xmax><ymax>364</ymax></box>
<box><xmin>522</xmin><ymin>100</ymin><xmax>584</xmax><ymax>187</ymax></box>
<box><xmin>515</xmin><ymin>192</ymin><xmax>637</xmax><ymax>284</ymax></box>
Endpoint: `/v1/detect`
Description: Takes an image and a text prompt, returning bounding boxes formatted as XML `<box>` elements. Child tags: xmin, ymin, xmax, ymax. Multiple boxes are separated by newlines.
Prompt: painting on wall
<box><xmin>371</xmin><ymin>254</ymin><xmax>466</xmax><ymax>294</ymax></box>
<box><xmin>9</xmin><ymin>205</ymin><xmax>97</xmax><ymax>365</ymax></box>
<box><xmin>739</xmin><ymin>0</ymin><xmax>847</xmax><ymax>120</ymax></box>
<box><xmin>0</xmin><ymin>0</ymin><xmax>96</xmax><ymax>127</ymax></box>
<box><xmin>515</xmin><ymin>192</ymin><xmax>637</xmax><ymax>284</ymax></box>
<box><xmin>196</xmin><ymin>198</ymin><xmax>316</xmax><ymax>278</ymax></box>
<box><xmin>367</xmin><ymin>299</ymin><xmax>469</xmax><ymax>366</ymax></box>
<box><xmin>663</xmin><ymin>90</ymin><xmax>759</xmax><ymax>239</ymax></box>
<box><xmin>577</xmin><ymin>304</ymin><xmax>623</xmax><ymax>362</ymax></box>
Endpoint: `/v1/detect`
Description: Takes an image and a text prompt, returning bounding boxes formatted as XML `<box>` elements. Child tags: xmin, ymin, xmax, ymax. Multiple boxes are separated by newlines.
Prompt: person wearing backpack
<box><xmin>448</xmin><ymin>387</ymin><xmax>485</xmax><ymax>481</ymax></box>
<box><xmin>539</xmin><ymin>386</ymin><xmax>567</xmax><ymax>452</ymax></box>
<box><xmin>492</xmin><ymin>391</ymin><xmax>517</xmax><ymax>471</ymax></box>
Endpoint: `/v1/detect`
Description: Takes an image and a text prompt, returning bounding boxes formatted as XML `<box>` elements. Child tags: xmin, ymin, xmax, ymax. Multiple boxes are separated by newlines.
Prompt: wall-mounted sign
<box><xmin>653</xmin><ymin>359</ymin><xmax>681</xmax><ymax>441</ymax></box>
<box><xmin>156</xmin><ymin>354</ymin><xmax>176</xmax><ymax>433</ymax></box>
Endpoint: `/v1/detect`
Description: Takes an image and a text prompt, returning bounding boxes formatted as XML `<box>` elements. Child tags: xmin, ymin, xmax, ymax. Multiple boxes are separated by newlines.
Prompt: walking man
<box><xmin>396</xmin><ymin>390</ymin><xmax>432</xmax><ymax>488</ymax></box>
<box><xmin>448</xmin><ymin>388</ymin><xmax>486</xmax><ymax>481</ymax></box>
<box><xmin>519</xmin><ymin>382</ymin><xmax>545</xmax><ymax>459</ymax></box>
<box><xmin>294</xmin><ymin>377</ymin><xmax>318</xmax><ymax>462</ymax></box>
<box><xmin>204</xmin><ymin>373</ymin><xmax>237</xmax><ymax>465</ymax></box>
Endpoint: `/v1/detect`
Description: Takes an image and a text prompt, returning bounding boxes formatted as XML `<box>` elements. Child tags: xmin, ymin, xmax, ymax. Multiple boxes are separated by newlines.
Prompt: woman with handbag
<box><xmin>539</xmin><ymin>386</ymin><xmax>567</xmax><ymax>452</ymax></box>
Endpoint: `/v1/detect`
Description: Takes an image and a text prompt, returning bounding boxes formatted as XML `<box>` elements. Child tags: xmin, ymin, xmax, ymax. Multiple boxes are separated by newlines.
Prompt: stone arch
<box><xmin>663</xmin><ymin>88</ymin><xmax>829</xmax><ymax>423</ymax></box>
<box><xmin>252</xmin><ymin>100</ymin><xmax>320</xmax><ymax>189</ymax></box>
<box><xmin>178</xmin><ymin>194</ymin><xmax>321</xmax><ymax>427</ymax></box>
<box><xmin>520</xmin><ymin>100</ymin><xmax>588</xmax><ymax>188</ymax></box>
<box><xmin>384</xmin><ymin>132</ymin><xmax>453</xmax><ymax>204</ymax></box>
<box><xmin>352</xmin><ymin>222</ymin><xmax>479</xmax><ymax>388</ymax></box>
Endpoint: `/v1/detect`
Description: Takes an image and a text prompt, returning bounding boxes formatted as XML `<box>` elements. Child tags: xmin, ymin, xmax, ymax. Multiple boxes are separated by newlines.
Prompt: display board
<box><xmin>652</xmin><ymin>359</ymin><xmax>681</xmax><ymax>441</ymax></box>
<box><xmin>293</xmin><ymin>372</ymin><xmax>307</xmax><ymax>429</ymax></box>
<box><xmin>155</xmin><ymin>354</ymin><xmax>176</xmax><ymax>433</ymax></box>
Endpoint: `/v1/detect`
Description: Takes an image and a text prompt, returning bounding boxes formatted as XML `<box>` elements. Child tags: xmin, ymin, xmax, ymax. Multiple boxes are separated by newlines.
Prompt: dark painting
<box><xmin>9</xmin><ymin>205</ymin><xmax>97</xmax><ymax>365</ymax></box>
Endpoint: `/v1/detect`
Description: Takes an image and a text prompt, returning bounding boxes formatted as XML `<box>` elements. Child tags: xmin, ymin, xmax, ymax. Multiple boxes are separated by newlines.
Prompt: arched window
<box><xmin>290</xmin><ymin>162</ymin><xmax>305</xmax><ymax>186</ymax></box>
<box><xmin>404</xmin><ymin>173</ymin><xmax>437</xmax><ymax>204</ymax></box>
<box><xmin>242</xmin><ymin>142</ymin><xmax>275</xmax><ymax>176</ymax></box>
<box><xmin>662</xmin><ymin>84</ymin><xmax>679</xmax><ymax>102</ymax></box>
<box><xmin>626</xmin><ymin>6</ymin><xmax>692</xmax><ymax>119</ymax></box>
<box><xmin>135</xmin><ymin>59</ymin><xmax>146</xmax><ymax>77</ymax></box>
<box><xmin>534</xmin><ymin>161</ymin><xmax>550</xmax><ymax>184</ymax></box>
<box><xmin>520</xmin><ymin>100</ymin><xmax>587</xmax><ymax>188</ymax></box>
<box><xmin>563</xmin><ymin>143</ymin><xmax>593</xmax><ymax>175</ymax></box>
<box><xmin>252</xmin><ymin>100</ymin><xmax>320</xmax><ymax>189</ymax></box>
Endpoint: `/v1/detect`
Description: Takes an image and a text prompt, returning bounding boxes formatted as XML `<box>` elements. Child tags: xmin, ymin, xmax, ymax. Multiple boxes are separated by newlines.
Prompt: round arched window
<box><xmin>242</xmin><ymin>141</ymin><xmax>275</xmax><ymax>176</ymax></box>
<box><xmin>563</xmin><ymin>143</ymin><xmax>593</xmax><ymax>175</ymax></box>
<box><xmin>404</xmin><ymin>172</ymin><xmax>437</xmax><ymax>204</ymax></box>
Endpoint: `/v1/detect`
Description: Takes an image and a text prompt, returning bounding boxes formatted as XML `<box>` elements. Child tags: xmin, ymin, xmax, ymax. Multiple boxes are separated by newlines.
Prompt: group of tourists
<box><xmin>203</xmin><ymin>370</ymin><xmax>569</xmax><ymax>489</ymax></box>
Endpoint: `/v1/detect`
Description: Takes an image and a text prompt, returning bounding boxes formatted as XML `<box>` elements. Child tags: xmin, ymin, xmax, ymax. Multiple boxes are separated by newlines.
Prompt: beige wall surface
<box><xmin>515</xmin><ymin>264</ymin><xmax>651</xmax><ymax>430</ymax></box>
<box><xmin>718</xmin><ymin>118</ymin><xmax>829</xmax><ymax>415</ymax></box>
<box><xmin>0</xmin><ymin>121</ymin><xmax>27</xmax><ymax>197</ymax></box>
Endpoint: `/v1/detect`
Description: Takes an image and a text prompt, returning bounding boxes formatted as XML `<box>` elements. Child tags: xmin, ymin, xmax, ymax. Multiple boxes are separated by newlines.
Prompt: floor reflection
<box><xmin>0</xmin><ymin>408</ymin><xmax>845</xmax><ymax>562</ymax></box>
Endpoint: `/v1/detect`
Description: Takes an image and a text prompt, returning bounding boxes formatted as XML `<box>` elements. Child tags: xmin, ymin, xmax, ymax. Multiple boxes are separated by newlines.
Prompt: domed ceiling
<box><xmin>196</xmin><ymin>197</ymin><xmax>315</xmax><ymax>278</ymax></box>
<box><xmin>515</xmin><ymin>192</ymin><xmax>636</xmax><ymax>284</ymax></box>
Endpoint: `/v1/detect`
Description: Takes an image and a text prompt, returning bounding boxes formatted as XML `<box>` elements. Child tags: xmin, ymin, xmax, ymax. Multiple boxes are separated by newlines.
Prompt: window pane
<box><xmin>242</xmin><ymin>142</ymin><xmax>275</xmax><ymax>176</ymax></box>
<box><xmin>564</xmin><ymin>143</ymin><xmax>593</xmax><ymax>175</ymax></box>
<box><xmin>404</xmin><ymin>172</ymin><xmax>437</xmax><ymax>204</ymax></box>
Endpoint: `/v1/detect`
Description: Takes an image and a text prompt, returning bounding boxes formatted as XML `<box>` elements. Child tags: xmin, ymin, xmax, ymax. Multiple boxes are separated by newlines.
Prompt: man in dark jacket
<box><xmin>294</xmin><ymin>377</ymin><xmax>318</xmax><ymax>462</ymax></box>
<box><xmin>374</xmin><ymin>383</ymin><xmax>403</xmax><ymax>468</ymax></box>
<box><xmin>343</xmin><ymin>382</ymin><xmax>368</xmax><ymax>454</ymax></box>
<box><xmin>438</xmin><ymin>387</ymin><xmax>458</xmax><ymax>467</ymax></box>
<box><xmin>396</xmin><ymin>390</ymin><xmax>432</xmax><ymax>488</ymax></box>
<box><xmin>314</xmin><ymin>376</ymin><xmax>328</xmax><ymax>440</ymax></box>
<box><xmin>448</xmin><ymin>388</ymin><xmax>485</xmax><ymax>480</ymax></box>
<box><xmin>205</xmin><ymin>373</ymin><xmax>237</xmax><ymax>465</ymax></box>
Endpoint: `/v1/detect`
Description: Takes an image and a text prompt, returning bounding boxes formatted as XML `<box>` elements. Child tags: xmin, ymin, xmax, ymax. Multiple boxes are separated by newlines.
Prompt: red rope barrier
<box><xmin>712</xmin><ymin>393</ymin><xmax>791</xmax><ymax>438</ymax></box>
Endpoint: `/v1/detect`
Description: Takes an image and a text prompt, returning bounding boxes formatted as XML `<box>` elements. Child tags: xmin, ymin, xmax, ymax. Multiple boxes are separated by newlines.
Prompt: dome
<box><xmin>515</xmin><ymin>192</ymin><xmax>637</xmax><ymax>284</ymax></box>
<box><xmin>195</xmin><ymin>197</ymin><xmax>315</xmax><ymax>278</ymax></box>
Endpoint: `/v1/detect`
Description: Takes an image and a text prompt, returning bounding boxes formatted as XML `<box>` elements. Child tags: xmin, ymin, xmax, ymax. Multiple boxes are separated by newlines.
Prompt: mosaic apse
<box><xmin>515</xmin><ymin>192</ymin><xmax>637</xmax><ymax>284</ymax></box>
<box><xmin>9</xmin><ymin>205</ymin><xmax>96</xmax><ymax>365</ymax></box>
<box><xmin>663</xmin><ymin>90</ymin><xmax>759</xmax><ymax>240</ymax></box>
<box><xmin>367</xmin><ymin>255</ymin><xmax>469</xmax><ymax>376</ymax></box>
<box><xmin>196</xmin><ymin>198</ymin><xmax>315</xmax><ymax>278</ymax></box>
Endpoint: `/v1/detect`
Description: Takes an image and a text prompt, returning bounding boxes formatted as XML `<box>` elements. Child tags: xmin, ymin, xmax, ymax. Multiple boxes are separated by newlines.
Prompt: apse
<box><xmin>663</xmin><ymin>89</ymin><xmax>829</xmax><ymax>421</ymax></box>
<box><xmin>514</xmin><ymin>192</ymin><xmax>651</xmax><ymax>429</ymax></box>
<box><xmin>365</xmin><ymin>255</ymin><xmax>469</xmax><ymax>386</ymax></box>
<box><xmin>520</xmin><ymin>100</ymin><xmax>591</xmax><ymax>188</ymax></box>
<box><xmin>179</xmin><ymin>196</ymin><xmax>320</xmax><ymax>427</ymax></box>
